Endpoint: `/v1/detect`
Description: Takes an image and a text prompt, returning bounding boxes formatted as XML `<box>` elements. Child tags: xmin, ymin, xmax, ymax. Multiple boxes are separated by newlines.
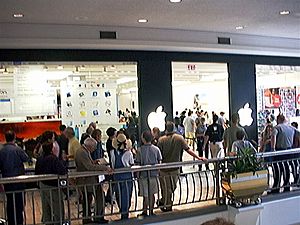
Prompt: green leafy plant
<box><xmin>227</xmin><ymin>147</ymin><xmax>263</xmax><ymax>178</ymax></box>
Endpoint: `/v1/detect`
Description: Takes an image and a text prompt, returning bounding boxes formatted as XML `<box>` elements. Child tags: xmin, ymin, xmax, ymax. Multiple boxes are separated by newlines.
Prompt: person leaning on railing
<box><xmin>35</xmin><ymin>141</ymin><xmax>68</xmax><ymax>225</ymax></box>
<box><xmin>75</xmin><ymin>137</ymin><xmax>113</xmax><ymax>224</ymax></box>
<box><xmin>157</xmin><ymin>121</ymin><xmax>207</xmax><ymax>212</ymax></box>
<box><xmin>270</xmin><ymin>114</ymin><xmax>300</xmax><ymax>193</ymax></box>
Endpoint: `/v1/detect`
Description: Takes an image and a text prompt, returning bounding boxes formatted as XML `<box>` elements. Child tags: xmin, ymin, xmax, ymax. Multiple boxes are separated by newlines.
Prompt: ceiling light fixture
<box><xmin>13</xmin><ymin>13</ymin><xmax>24</xmax><ymax>18</ymax></box>
<box><xmin>138</xmin><ymin>19</ymin><xmax>148</xmax><ymax>23</ymax></box>
<box><xmin>235</xmin><ymin>26</ymin><xmax>245</xmax><ymax>30</ymax></box>
<box><xmin>170</xmin><ymin>0</ymin><xmax>182</xmax><ymax>3</ymax></box>
<box><xmin>279</xmin><ymin>10</ymin><xmax>290</xmax><ymax>15</ymax></box>
<box><xmin>57</xmin><ymin>65</ymin><xmax>64</xmax><ymax>70</ymax></box>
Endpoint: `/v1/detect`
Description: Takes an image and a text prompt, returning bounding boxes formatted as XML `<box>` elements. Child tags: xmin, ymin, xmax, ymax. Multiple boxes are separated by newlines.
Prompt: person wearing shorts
<box><xmin>136</xmin><ymin>131</ymin><xmax>162</xmax><ymax>216</ymax></box>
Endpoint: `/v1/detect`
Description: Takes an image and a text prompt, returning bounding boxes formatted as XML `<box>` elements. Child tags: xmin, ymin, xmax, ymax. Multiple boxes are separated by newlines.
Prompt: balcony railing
<box><xmin>0</xmin><ymin>148</ymin><xmax>299</xmax><ymax>225</ymax></box>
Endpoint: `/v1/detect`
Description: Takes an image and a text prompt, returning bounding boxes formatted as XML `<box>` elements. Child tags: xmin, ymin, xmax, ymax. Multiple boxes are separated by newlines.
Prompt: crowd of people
<box><xmin>0</xmin><ymin>108</ymin><xmax>299</xmax><ymax>224</ymax></box>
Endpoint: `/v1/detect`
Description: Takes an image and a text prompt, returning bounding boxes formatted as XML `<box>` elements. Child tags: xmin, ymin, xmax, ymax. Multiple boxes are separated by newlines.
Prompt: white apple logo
<box><xmin>147</xmin><ymin>106</ymin><xmax>167</xmax><ymax>131</ymax></box>
<box><xmin>238</xmin><ymin>103</ymin><xmax>253</xmax><ymax>127</ymax></box>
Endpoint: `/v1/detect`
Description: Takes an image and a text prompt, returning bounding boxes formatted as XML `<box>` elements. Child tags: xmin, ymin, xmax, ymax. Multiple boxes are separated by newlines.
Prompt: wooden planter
<box><xmin>222</xmin><ymin>170</ymin><xmax>268</xmax><ymax>200</ymax></box>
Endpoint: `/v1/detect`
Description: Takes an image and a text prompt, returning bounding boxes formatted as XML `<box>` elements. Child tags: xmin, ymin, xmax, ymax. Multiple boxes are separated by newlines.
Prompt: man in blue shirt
<box><xmin>0</xmin><ymin>130</ymin><xmax>30</xmax><ymax>225</ymax></box>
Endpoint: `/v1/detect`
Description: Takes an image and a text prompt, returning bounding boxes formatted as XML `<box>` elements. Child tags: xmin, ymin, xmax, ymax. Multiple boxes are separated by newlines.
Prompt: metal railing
<box><xmin>0</xmin><ymin>148</ymin><xmax>299</xmax><ymax>224</ymax></box>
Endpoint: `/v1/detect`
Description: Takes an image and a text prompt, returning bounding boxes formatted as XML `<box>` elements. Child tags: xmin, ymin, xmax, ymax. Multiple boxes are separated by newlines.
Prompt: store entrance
<box><xmin>171</xmin><ymin>62</ymin><xmax>229</xmax><ymax>168</ymax></box>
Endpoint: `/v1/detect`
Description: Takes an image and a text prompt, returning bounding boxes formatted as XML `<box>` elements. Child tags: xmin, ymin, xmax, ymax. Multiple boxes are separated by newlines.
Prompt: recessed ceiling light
<box><xmin>138</xmin><ymin>19</ymin><xmax>148</xmax><ymax>23</ymax></box>
<box><xmin>170</xmin><ymin>0</ymin><xmax>182</xmax><ymax>2</ymax></box>
<box><xmin>279</xmin><ymin>10</ymin><xmax>290</xmax><ymax>15</ymax></box>
<box><xmin>235</xmin><ymin>26</ymin><xmax>245</xmax><ymax>30</ymax></box>
<box><xmin>13</xmin><ymin>13</ymin><xmax>24</xmax><ymax>18</ymax></box>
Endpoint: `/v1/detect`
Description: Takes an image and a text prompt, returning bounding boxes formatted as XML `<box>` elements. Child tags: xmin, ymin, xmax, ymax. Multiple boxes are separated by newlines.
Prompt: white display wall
<box><xmin>172</xmin><ymin>80</ymin><xmax>229</xmax><ymax>117</ymax></box>
<box><xmin>0</xmin><ymin>65</ymin><xmax>57</xmax><ymax>118</ymax></box>
<box><xmin>60</xmin><ymin>80</ymin><xmax>118</xmax><ymax>128</ymax></box>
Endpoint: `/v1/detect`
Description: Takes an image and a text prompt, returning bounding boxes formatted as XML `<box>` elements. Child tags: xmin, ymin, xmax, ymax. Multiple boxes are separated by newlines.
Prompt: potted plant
<box><xmin>221</xmin><ymin>147</ymin><xmax>268</xmax><ymax>207</ymax></box>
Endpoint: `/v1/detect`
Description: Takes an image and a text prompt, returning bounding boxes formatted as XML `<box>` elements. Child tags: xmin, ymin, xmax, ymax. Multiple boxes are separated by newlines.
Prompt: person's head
<box><xmin>65</xmin><ymin>127</ymin><xmax>75</xmax><ymax>139</ymax></box>
<box><xmin>89</xmin><ymin>122</ymin><xmax>97</xmax><ymax>130</ymax></box>
<box><xmin>5</xmin><ymin>130</ymin><xmax>16</xmax><ymax>143</ymax></box>
<box><xmin>175</xmin><ymin>111</ymin><xmax>179</xmax><ymax>116</ymax></box>
<box><xmin>236</xmin><ymin>130</ymin><xmax>245</xmax><ymax>140</ymax></box>
<box><xmin>152</xmin><ymin>127</ymin><xmax>160</xmax><ymax>139</ymax></box>
<box><xmin>59</xmin><ymin>124</ymin><xmax>66</xmax><ymax>133</ymax></box>
<box><xmin>40</xmin><ymin>131</ymin><xmax>55</xmax><ymax>144</ymax></box>
<box><xmin>212</xmin><ymin>114</ymin><xmax>219</xmax><ymax>123</ymax></box>
<box><xmin>80</xmin><ymin>133</ymin><xmax>90</xmax><ymax>145</ymax></box>
<box><xmin>291</xmin><ymin>122</ymin><xmax>298</xmax><ymax>129</ymax></box>
<box><xmin>91</xmin><ymin>129</ymin><xmax>102</xmax><ymax>142</ymax></box>
<box><xmin>42</xmin><ymin>141</ymin><xmax>54</xmax><ymax>156</ymax></box>
<box><xmin>276</xmin><ymin>114</ymin><xmax>285</xmax><ymax>124</ymax></box>
<box><xmin>142</xmin><ymin>131</ymin><xmax>153</xmax><ymax>144</ymax></box>
<box><xmin>200</xmin><ymin>117</ymin><xmax>206</xmax><ymax>124</ymax></box>
<box><xmin>201</xmin><ymin>218</ymin><xmax>235</xmax><ymax>225</ymax></box>
<box><xmin>83</xmin><ymin>137</ymin><xmax>97</xmax><ymax>152</ymax></box>
<box><xmin>106</xmin><ymin>127</ymin><xmax>117</xmax><ymax>139</ymax></box>
<box><xmin>264</xmin><ymin>124</ymin><xmax>273</xmax><ymax>136</ymax></box>
<box><xmin>188</xmin><ymin>110</ymin><xmax>193</xmax><ymax>116</ymax></box>
<box><xmin>112</xmin><ymin>133</ymin><xmax>127</xmax><ymax>150</ymax></box>
<box><xmin>86</xmin><ymin>126</ymin><xmax>94</xmax><ymax>135</ymax></box>
<box><xmin>165</xmin><ymin>121</ymin><xmax>175</xmax><ymax>134</ymax></box>
<box><xmin>220</xmin><ymin>112</ymin><xmax>225</xmax><ymax>116</ymax></box>
<box><xmin>231</xmin><ymin>113</ymin><xmax>240</xmax><ymax>124</ymax></box>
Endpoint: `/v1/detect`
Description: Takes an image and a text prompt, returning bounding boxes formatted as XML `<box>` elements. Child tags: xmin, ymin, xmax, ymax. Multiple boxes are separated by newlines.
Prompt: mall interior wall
<box><xmin>0</xmin><ymin>49</ymin><xmax>299</xmax><ymax>141</ymax></box>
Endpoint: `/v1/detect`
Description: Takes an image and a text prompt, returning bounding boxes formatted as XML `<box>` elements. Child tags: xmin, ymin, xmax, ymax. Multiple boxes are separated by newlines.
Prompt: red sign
<box><xmin>187</xmin><ymin>64</ymin><xmax>196</xmax><ymax>70</ymax></box>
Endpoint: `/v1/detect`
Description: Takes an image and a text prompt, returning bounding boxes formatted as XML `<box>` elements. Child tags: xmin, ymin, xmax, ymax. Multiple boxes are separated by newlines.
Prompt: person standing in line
<box><xmin>196</xmin><ymin>117</ymin><xmax>209</xmax><ymax>170</ymax></box>
<box><xmin>0</xmin><ymin>130</ymin><xmax>31</xmax><ymax>225</ymax></box>
<box><xmin>75</xmin><ymin>137</ymin><xmax>112</xmax><ymax>224</ymax></box>
<box><xmin>91</xmin><ymin>129</ymin><xmax>105</xmax><ymax>161</ymax></box>
<box><xmin>223</xmin><ymin>113</ymin><xmax>248</xmax><ymax>155</ymax></box>
<box><xmin>270</xmin><ymin>114</ymin><xmax>300</xmax><ymax>193</ymax></box>
<box><xmin>291</xmin><ymin>122</ymin><xmax>300</xmax><ymax>185</ymax></box>
<box><xmin>217</xmin><ymin>112</ymin><xmax>228</xmax><ymax>129</ymax></box>
<box><xmin>105</xmin><ymin>127</ymin><xmax>117</xmax><ymax>204</ymax></box>
<box><xmin>65</xmin><ymin>127</ymin><xmax>81</xmax><ymax>161</ymax></box>
<box><xmin>35</xmin><ymin>141</ymin><xmax>67</xmax><ymax>225</ymax></box>
<box><xmin>56</xmin><ymin>125</ymin><xmax>69</xmax><ymax>161</ymax></box>
<box><xmin>151</xmin><ymin>127</ymin><xmax>161</xmax><ymax>146</ymax></box>
<box><xmin>136</xmin><ymin>131</ymin><xmax>162</xmax><ymax>217</ymax></box>
<box><xmin>157</xmin><ymin>121</ymin><xmax>206</xmax><ymax>212</ymax></box>
<box><xmin>229</xmin><ymin>130</ymin><xmax>256</xmax><ymax>156</ymax></box>
<box><xmin>203</xmin><ymin>114</ymin><xmax>224</xmax><ymax>159</ymax></box>
<box><xmin>183</xmin><ymin>110</ymin><xmax>195</xmax><ymax>146</ymax></box>
<box><xmin>111</xmin><ymin>133</ymin><xmax>135</xmax><ymax>220</ymax></box>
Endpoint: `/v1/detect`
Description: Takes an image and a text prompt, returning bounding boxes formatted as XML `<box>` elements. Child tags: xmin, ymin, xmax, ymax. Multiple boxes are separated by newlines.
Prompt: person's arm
<box><xmin>80</xmin><ymin>151</ymin><xmax>111</xmax><ymax>172</ymax></box>
<box><xmin>202</xmin><ymin>135</ymin><xmax>209</xmax><ymax>150</ymax></box>
<box><xmin>270</xmin><ymin>127</ymin><xmax>277</xmax><ymax>150</ymax></box>
<box><xmin>185</xmin><ymin>148</ymin><xmax>206</xmax><ymax>160</ymax></box>
<box><xmin>54</xmin><ymin>157</ymin><xmax>68</xmax><ymax>175</ymax></box>
<box><xmin>17</xmin><ymin>147</ymin><xmax>30</xmax><ymax>162</ymax></box>
<box><xmin>228</xmin><ymin>142</ymin><xmax>237</xmax><ymax>156</ymax></box>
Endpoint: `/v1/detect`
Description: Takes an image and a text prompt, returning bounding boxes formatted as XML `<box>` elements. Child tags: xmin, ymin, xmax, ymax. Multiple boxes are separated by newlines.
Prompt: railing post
<box><xmin>215</xmin><ymin>160</ymin><xmax>225</xmax><ymax>205</ymax></box>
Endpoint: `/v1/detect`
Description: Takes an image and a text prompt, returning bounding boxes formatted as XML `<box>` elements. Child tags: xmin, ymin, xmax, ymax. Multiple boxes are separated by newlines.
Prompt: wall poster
<box><xmin>60</xmin><ymin>81</ymin><xmax>118</xmax><ymax>128</ymax></box>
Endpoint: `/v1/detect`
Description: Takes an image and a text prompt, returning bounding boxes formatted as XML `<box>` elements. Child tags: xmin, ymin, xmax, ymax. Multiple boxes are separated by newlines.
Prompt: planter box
<box><xmin>222</xmin><ymin>170</ymin><xmax>268</xmax><ymax>200</ymax></box>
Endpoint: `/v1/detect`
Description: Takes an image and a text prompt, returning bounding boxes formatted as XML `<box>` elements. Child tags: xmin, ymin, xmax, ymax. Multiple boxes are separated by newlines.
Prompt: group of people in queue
<box><xmin>0</xmin><ymin>120</ymin><xmax>205</xmax><ymax>225</ymax></box>
<box><xmin>0</xmin><ymin>109</ymin><xmax>299</xmax><ymax>225</ymax></box>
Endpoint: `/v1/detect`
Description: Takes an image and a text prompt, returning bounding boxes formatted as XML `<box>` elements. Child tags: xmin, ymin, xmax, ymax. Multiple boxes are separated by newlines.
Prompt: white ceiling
<box><xmin>1</xmin><ymin>0</ymin><xmax>299</xmax><ymax>39</ymax></box>
<box><xmin>0</xmin><ymin>0</ymin><xmax>299</xmax><ymax>56</ymax></box>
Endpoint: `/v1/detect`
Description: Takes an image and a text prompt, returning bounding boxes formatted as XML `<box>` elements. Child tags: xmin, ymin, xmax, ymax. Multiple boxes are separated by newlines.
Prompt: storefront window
<box><xmin>172</xmin><ymin>62</ymin><xmax>229</xmax><ymax>123</ymax></box>
<box><xmin>256</xmin><ymin>65</ymin><xmax>300</xmax><ymax>143</ymax></box>
<box><xmin>0</xmin><ymin>62</ymin><xmax>138</xmax><ymax>141</ymax></box>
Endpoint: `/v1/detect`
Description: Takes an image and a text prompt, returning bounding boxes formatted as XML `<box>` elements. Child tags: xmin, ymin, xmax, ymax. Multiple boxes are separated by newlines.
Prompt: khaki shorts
<box><xmin>138</xmin><ymin>177</ymin><xmax>159</xmax><ymax>197</ymax></box>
